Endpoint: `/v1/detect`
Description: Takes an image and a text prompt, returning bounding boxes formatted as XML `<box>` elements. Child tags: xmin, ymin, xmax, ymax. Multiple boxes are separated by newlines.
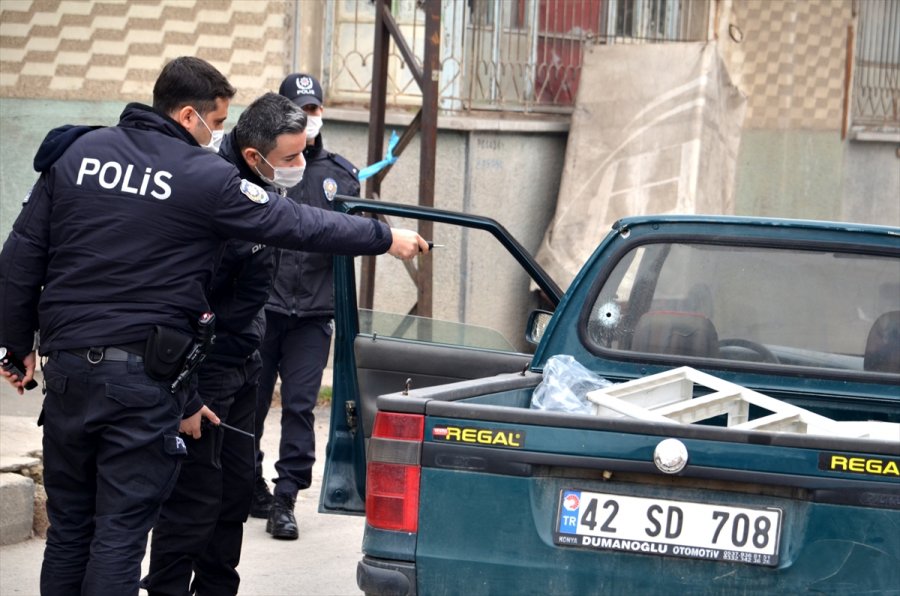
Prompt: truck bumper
<box><xmin>357</xmin><ymin>556</ymin><xmax>417</xmax><ymax>596</ymax></box>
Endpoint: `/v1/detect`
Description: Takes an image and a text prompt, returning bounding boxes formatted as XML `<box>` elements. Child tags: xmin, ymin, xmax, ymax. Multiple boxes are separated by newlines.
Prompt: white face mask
<box><xmin>206</xmin><ymin>129</ymin><xmax>224</xmax><ymax>153</ymax></box>
<box><xmin>306</xmin><ymin>115</ymin><xmax>323</xmax><ymax>140</ymax></box>
<box><xmin>256</xmin><ymin>152</ymin><xmax>305</xmax><ymax>189</ymax></box>
<box><xmin>193</xmin><ymin>108</ymin><xmax>224</xmax><ymax>153</ymax></box>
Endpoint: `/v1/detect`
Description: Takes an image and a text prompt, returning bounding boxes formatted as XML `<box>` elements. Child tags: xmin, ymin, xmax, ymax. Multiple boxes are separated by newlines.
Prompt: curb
<box><xmin>0</xmin><ymin>453</ymin><xmax>45</xmax><ymax>546</ymax></box>
<box><xmin>0</xmin><ymin>471</ymin><xmax>34</xmax><ymax>546</ymax></box>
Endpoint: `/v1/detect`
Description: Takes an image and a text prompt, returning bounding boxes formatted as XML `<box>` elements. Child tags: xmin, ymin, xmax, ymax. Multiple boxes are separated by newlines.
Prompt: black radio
<box><xmin>0</xmin><ymin>347</ymin><xmax>38</xmax><ymax>390</ymax></box>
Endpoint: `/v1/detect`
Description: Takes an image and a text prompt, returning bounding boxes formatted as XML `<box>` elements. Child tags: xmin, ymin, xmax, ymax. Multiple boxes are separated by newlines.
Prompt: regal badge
<box><xmin>240</xmin><ymin>179</ymin><xmax>269</xmax><ymax>204</ymax></box>
<box><xmin>323</xmin><ymin>178</ymin><xmax>337</xmax><ymax>202</ymax></box>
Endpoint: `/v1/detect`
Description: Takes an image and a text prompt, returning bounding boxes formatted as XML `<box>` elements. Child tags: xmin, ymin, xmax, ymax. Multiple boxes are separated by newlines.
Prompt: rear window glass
<box><xmin>586</xmin><ymin>242</ymin><xmax>900</xmax><ymax>376</ymax></box>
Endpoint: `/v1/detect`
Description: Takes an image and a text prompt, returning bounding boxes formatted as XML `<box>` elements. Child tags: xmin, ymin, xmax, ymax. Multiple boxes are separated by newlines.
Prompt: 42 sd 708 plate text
<box><xmin>554</xmin><ymin>489</ymin><xmax>783</xmax><ymax>567</ymax></box>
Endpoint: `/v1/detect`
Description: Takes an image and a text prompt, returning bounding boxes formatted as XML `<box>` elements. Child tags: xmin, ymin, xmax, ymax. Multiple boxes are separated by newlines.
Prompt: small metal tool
<box><xmin>217</xmin><ymin>421</ymin><xmax>255</xmax><ymax>439</ymax></box>
<box><xmin>421</xmin><ymin>241</ymin><xmax>444</xmax><ymax>252</ymax></box>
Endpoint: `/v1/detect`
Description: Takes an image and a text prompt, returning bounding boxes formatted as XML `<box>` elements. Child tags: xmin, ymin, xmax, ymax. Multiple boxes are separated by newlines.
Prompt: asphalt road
<box><xmin>0</xmin><ymin>374</ymin><xmax>365</xmax><ymax>596</ymax></box>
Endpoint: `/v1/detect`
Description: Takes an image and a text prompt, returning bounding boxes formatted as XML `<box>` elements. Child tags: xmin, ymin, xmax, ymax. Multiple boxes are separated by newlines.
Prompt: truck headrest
<box><xmin>631</xmin><ymin>311</ymin><xmax>719</xmax><ymax>358</ymax></box>
<box><xmin>864</xmin><ymin>310</ymin><xmax>900</xmax><ymax>373</ymax></box>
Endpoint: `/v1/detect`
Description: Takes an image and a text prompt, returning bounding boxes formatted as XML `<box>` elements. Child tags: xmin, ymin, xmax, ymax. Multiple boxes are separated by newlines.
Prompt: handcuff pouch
<box><xmin>144</xmin><ymin>325</ymin><xmax>193</xmax><ymax>381</ymax></box>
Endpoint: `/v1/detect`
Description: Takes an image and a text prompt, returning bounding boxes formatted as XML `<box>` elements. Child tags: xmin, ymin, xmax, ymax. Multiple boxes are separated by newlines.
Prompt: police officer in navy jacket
<box><xmin>0</xmin><ymin>57</ymin><xmax>427</xmax><ymax>596</ymax></box>
<box><xmin>252</xmin><ymin>73</ymin><xmax>366</xmax><ymax>540</ymax></box>
<box><xmin>143</xmin><ymin>92</ymin><xmax>314</xmax><ymax>596</ymax></box>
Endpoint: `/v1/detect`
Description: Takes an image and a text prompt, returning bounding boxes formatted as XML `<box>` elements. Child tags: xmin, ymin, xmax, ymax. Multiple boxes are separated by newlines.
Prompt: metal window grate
<box><xmin>852</xmin><ymin>0</ymin><xmax>900</xmax><ymax>130</ymax></box>
<box><xmin>327</xmin><ymin>0</ymin><xmax>710</xmax><ymax>114</ymax></box>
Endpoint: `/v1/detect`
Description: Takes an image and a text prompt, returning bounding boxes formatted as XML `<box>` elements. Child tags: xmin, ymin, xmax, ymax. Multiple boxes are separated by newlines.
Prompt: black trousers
<box><xmin>40</xmin><ymin>350</ymin><xmax>187</xmax><ymax>596</ymax></box>
<box><xmin>256</xmin><ymin>312</ymin><xmax>332</xmax><ymax>498</ymax></box>
<box><xmin>144</xmin><ymin>354</ymin><xmax>260</xmax><ymax>596</ymax></box>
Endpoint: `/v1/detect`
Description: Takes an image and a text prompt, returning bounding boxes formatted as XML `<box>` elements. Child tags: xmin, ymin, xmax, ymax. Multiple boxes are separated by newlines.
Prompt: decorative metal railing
<box><xmin>327</xmin><ymin>0</ymin><xmax>710</xmax><ymax>114</ymax></box>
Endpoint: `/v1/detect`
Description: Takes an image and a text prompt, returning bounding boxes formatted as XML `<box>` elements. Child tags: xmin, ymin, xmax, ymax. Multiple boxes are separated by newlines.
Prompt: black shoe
<box><xmin>249</xmin><ymin>476</ymin><xmax>274</xmax><ymax>519</ymax></box>
<box><xmin>266</xmin><ymin>494</ymin><xmax>299</xmax><ymax>540</ymax></box>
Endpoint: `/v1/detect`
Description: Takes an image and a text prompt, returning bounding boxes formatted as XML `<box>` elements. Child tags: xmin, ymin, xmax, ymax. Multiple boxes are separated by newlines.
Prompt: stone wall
<box><xmin>0</xmin><ymin>0</ymin><xmax>293</xmax><ymax>105</ymax></box>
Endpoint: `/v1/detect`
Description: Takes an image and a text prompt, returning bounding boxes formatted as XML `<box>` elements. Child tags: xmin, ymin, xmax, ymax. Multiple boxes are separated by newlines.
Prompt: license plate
<box><xmin>554</xmin><ymin>489</ymin><xmax>782</xmax><ymax>566</ymax></box>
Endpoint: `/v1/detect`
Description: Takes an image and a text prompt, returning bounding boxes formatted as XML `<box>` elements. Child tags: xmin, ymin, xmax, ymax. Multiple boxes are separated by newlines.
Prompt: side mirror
<box><xmin>525</xmin><ymin>310</ymin><xmax>554</xmax><ymax>345</ymax></box>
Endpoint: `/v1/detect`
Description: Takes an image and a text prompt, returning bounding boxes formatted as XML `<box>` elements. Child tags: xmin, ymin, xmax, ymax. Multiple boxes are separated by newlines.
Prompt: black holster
<box><xmin>143</xmin><ymin>325</ymin><xmax>193</xmax><ymax>381</ymax></box>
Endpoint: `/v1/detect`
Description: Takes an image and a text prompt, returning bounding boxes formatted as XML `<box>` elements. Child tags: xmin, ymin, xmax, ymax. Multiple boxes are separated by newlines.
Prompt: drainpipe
<box><xmin>292</xmin><ymin>0</ymin><xmax>301</xmax><ymax>73</ymax></box>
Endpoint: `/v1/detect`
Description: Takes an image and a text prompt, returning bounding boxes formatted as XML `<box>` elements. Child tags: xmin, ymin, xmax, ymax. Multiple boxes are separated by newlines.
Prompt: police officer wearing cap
<box><xmin>0</xmin><ymin>57</ymin><xmax>428</xmax><ymax>596</ymax></box>
<box><xmin>250</xmin><ymin>73</ymin><xmax>362</xmax><ymax>540</ymax></box>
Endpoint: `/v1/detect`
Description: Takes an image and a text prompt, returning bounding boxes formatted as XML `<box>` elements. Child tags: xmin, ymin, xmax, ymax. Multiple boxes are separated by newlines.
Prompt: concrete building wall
<box><xmin>734</xmin><ymin>130</ymin><xmax>845</xmax><ymax>222</ymax></box>
<box><xmin>841</xmin><ymin>140</ymin><xmax>900</xmax><ymax>226</ymax></box>
<box><xmin>719</xmin><ymin>0</ymin><xmax>899</xmax><ymax>226</ymax></box>
<box><xmin>0</xmin><ymin>99</ymin><xmax>121</xmax><ymax>240</ymax></box>
<box><xmin>0</xmin><ymin>0</ymin><xmax>293</xmax><ymax>104</ymax></box>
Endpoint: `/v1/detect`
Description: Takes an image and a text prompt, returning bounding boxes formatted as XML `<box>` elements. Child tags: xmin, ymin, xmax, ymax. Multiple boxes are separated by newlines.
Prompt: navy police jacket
<box><xmin>0</xmin><ymin>103</ymin><xmax>392</xmax><ymax>357</ymax></box>
<box><xmin>203</xmin><ymin>130</ymin><xmax>277</xmax><ymax>365</ymax></box>
<box><xmin>265</xmin><ymin>133</ymin><xmax>360</xmax><ymax>319</ymax></box>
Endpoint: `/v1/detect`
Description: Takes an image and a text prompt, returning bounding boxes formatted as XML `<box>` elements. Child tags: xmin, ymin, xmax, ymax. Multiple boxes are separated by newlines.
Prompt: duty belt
<box><xmin>66</xmin><ymin>342</ymin><xmax>145</xmax><ymax>363</ymax></box>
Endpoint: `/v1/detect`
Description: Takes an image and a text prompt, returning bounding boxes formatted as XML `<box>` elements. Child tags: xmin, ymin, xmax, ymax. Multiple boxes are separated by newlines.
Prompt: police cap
<box><xmin>279</xmin><ymin>73</ymin><xmax>323</xmax><ymax>109</ymax></box>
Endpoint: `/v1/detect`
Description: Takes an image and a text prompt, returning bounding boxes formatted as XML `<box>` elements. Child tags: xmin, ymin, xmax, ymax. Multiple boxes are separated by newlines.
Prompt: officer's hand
<box><xmin>388</xmin><ymin>228</ymin><xmax>429</xmax><ymax>260</ymax></box>
<box><xmin>179</xmin><ymin>405</ymin><xmax>221</xmax><ymax>439</ymax></box>
<box><xmin>0</xmin><ymin>351</ymin><xmax>36</xmax><ymax>395</ymax></box>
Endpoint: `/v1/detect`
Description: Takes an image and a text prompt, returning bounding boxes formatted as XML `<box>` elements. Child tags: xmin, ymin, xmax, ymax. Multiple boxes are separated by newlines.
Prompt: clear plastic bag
<box><xmin>530</xmin><ymin>354</ymin><xmax>613</xmax><ymax>414</ymax></box>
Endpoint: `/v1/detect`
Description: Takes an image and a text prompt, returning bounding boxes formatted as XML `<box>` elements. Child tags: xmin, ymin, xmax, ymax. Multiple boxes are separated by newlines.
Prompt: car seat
<box><xmin>864</xmin><ymin>310</ymin><xmax>900</xmax><ymax>373</ymax></box>
<box><xmin>631</xmin><ymin>311</ymin><xmax>720</xmax><ymax>358</ymax></box>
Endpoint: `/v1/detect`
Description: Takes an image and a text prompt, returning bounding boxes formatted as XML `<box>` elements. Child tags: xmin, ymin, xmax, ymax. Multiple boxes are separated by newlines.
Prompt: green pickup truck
<box><xmin>321</xmin><ymin>198</ymin><xmax>900</xmax><ymax>595</ymax></box>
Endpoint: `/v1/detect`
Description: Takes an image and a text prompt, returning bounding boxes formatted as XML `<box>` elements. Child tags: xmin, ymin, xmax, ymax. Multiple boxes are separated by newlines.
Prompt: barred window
<box><xmin>328</xmin><ymin>0</ymin><xmax>710</xmax><ymax>113</ymax></box>
<box><xmin>607</xmin><ymin>0</ymin><xmax>708</xmax><ymax>41</ymax></box>
<box><xmin>851</xmin><ymin>0</ymin><xmax>900</xmax><ymax>135</ymax></box>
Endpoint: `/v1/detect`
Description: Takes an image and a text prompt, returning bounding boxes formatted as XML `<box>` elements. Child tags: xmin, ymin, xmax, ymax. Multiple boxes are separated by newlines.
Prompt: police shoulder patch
<box><xmin>240</xmin><ymin>179</ymin><xmax>269</xmax><ymax>204</ymax></box>
<box><xmin>323</xmin><ymin>178</ymin><xmax>338</xmax><ymax>202</ymax></box>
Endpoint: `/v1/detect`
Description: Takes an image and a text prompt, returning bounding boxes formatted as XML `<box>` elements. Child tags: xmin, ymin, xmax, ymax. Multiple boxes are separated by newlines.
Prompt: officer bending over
<box><xmin>143</xmin><ymin>91</ymin><xmax>322</xmax><ymax>596</ymax></box>
<box><xmin>0</xmin><ymin>56</ymin><xmax>426</xmax><ymax>596</ymax></box>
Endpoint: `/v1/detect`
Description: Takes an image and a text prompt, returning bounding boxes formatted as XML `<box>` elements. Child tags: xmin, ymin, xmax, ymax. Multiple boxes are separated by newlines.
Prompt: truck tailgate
<box><xmin>416</xmin><ymin>406</ymin><xmax>900</xmax><ymax>595</ymax></box>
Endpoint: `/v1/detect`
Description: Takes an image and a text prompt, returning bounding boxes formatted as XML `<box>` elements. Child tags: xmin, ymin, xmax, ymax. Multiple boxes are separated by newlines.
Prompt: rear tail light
<box><xmin>366</xmin><ymin>412</ymin><xmax>424</xmax><ymax>533</ymax></box>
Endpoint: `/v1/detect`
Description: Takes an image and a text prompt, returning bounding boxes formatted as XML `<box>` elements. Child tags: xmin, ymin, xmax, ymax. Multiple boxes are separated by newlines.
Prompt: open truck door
<box><xmin>319</xmin><ymin>197</ymin><xmax>562</xmax><ymax>514</ymax></box>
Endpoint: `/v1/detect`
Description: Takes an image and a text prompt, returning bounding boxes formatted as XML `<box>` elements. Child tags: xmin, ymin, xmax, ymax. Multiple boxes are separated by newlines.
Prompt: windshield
<box><xmin>586</xmin><ymin>242</ymin><xmax>900</xmax><ymax>376</ymax></box>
